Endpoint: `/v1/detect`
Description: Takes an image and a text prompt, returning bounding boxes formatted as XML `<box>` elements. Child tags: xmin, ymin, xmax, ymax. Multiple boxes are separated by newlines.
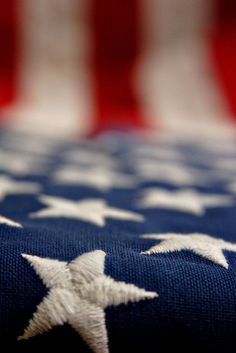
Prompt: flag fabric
<box><xmin>0</xmin><ymin>1</ymin><xmax>236</xmax><ymax>353</ymax></box>
<box><xmin>0</xmin><ymin>128</ymin><xmax>236</xmax><ymax>353</ymax></box>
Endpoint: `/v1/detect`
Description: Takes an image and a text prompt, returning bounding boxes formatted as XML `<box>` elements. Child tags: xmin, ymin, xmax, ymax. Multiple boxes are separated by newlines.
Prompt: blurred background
<box><xmin>0</xmin><ymin>0</ymin><xmax>235</xmax><ymax>138</ymax></box>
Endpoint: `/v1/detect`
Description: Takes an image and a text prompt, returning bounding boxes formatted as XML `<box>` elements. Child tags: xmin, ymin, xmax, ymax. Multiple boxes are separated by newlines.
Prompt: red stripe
<box><xmin>0</xmin><ymin>0</ymin><xmax>18</xmax><ymax>110</ymax></box>
<box><xmin>210</xmin><ymin>0</ymin><xmax>236</xmax><ymax>119</ymax></box>
<box><xmin>89</xmin><ymin>0</ymin><xmax>147</xmax><ymax>133</ymax></box>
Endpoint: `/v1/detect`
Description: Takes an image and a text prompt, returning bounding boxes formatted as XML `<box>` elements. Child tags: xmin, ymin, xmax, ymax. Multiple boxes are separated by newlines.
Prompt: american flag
<box><xmin>0</xmin><ymin>1</ymin><xmax>236</xmax><ymax>353</ymax></box>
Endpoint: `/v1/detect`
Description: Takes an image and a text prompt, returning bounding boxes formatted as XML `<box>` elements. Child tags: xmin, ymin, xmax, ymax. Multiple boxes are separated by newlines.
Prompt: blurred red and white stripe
<box><xmin>210</xmin><ymin>0</ymin><xmax>236</xmax><ymax>120</ymax></box>
<box><xmin>0</xmin><ymin>0</ymin><xmax>235</xmax><ymax>138</ymax></box>
<box><xmin>138</xmin><ymin>0</ymin><xmax>226</xmax><ymax>134</ymax></box>
<box><xmin>5</xmin><ymin>0</ymin><xmax>93</xmax><ymax>137</ymax></box>
<box><xmin>0</xmin><ymin>1</ymin><xmax>18</xmax><ymax>109</ymax></box>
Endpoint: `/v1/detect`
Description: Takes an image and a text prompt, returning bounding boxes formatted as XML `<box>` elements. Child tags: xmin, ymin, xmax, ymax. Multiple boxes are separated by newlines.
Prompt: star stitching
<box><xmin>138</xmin><ymin>188</ymin><xmax>233</xmax><ymax>215</ymax></box>
<box><xmin>141</xmin><ymin>233</ymin><xmax>236</xmax><ymax>268</ymax></box>
<box><xmin>30</xmin><ymin>195</ymin><xmax>145</xmax><ymax>226</ymax></box>
<box><xmin>0</xmin><ymin>175</ymin><xmax>40</xmax><ymax>201</ymax></box>
<box><xmin>19</xmin><ymin>250</ymin><xmax>157</xmax><ymax>353</ymax></box>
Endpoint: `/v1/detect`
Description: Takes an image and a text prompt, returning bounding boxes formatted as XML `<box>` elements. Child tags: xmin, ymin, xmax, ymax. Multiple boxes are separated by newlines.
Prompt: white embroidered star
<box><xmin>131</xmin><ymin>145</ymin><xmax>182</xmax><ymax>161</ymax></box>
<box><xmin>0</xmin><ymin>215</ymin><xmax>22</xmax><ymax>227</ymax></box>
<box><xmin>0</xmin><ymin>175</ymin><xmax>40</xmax><ymax>201</ymax></box>
<box><xmin>0</xmin><ymin>151</ymin><xmax>46</xmax><ymax>175</ymax></box>
<box><xmin>54</xmin><ymin>166</ymin><xmax>137</xmax><ymax>191</ymax></box>
<box><xmin>228</xmin><ymin>181</ymin><xmax>236</xmax><ymax>193</ymax></box>
<box><xmin>18</xmin><ymin>250</ymin><xmax>157</xmax><ymax>353</ymax></box>
<box><xmin>1</xmin><ymin>132</ymin><xmax>57</xmax><ymax>156</ymax></box>
<box><xmin>141</xmin><ymin>233</ymin><xmax>236</xmax><ymax>268</ymax></box>
<box><xmin>30</xmin><ymin>195</ymin><xmax>144</xmax><ymax>226</ymax></box>
<box><xmin>134</xmin><ymin>161</ymin><xmax>208</xmax><ymax>185</ymax></box>
<box><xmin>210</xmin><ymin>158</ymin><xmax>236</xmax><ymax>173</ymax></box>
<box><xmin>138</xmin><ymin>188</ymin><xmax>233</xmax><ymax>215</ymax></box>
<box><xmin>199</xmin><ymin>141</ymin><xmax>236</xmax><ymax>156</ymax></box>
<box><xmin>65</xmin><ymin>149</ymin><xmax>119</xmax><ymax>168</ymax></box>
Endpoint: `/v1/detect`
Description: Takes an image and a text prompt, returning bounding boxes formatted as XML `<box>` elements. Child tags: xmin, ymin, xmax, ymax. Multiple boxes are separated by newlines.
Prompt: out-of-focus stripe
<box><xmin>89</xmin><ymin>0</ymin><xmax>147</xmax><ymax>133</ymax></box>
<box><xmin>0</xmin><ymin>0</ymin><xmax>18</xmax><ymax>109</ymax></box>
<box><xmin>138</xmin><ymin>0</ymin><xmax>229</xmax><ymax>137</ymax></box>
<box><xmin>6</xmin><ymin>0</ymin><xmax>92</xmax><ymax>138</ymax></box>
<box><xmin>210</xmin><ymin>0</ymin><xmax>236</xmax><ymax>120</ymax></box>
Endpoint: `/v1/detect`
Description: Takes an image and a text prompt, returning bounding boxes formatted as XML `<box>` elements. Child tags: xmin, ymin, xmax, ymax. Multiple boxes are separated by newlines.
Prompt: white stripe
<box><xmin>138</xmin><ymin>0</ymin><xmax>233</xmax><ymax>137</ymax></box>
<box><xmin>6</xmin><ymin>0</ymin><xmax>92</xmax><ymax>138</ymax></box>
